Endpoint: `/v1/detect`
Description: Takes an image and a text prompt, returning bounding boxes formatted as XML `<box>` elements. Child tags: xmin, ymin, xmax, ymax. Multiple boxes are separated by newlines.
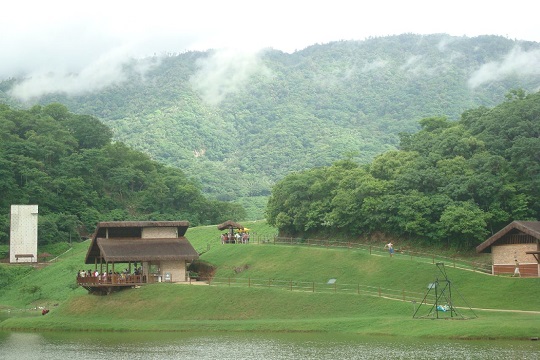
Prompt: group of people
<box><xmin>77</xmin><ymin>267</ymin><xmax>144</xmax><ymax>283</ymax></box>
<box><xmin>221</xmin><ymin>231</ymin><xmax>250</xmax><ymax>244</ymax></box>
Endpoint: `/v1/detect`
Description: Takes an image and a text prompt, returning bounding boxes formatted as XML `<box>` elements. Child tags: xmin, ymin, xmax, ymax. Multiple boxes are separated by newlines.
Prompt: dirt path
<box><xmin>465</xmin><ymin>307</ymin><xmax>540</xmax><ymax>314</ymax></box>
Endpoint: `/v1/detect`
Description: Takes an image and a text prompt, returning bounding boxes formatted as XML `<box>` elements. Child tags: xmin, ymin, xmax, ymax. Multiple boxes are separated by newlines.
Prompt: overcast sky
<box><xmin>2</xmin><ymin>0</ymin><xmax>539</xmax><ymax>101</ymax></box>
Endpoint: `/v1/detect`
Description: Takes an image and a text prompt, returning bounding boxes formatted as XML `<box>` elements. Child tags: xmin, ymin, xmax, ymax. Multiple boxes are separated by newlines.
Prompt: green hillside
<box><xmin>1</xmin><ymin>223</ymin><xmax>538</xmax><ymax>338</ymax></box>
<box><xmin>3</xmin><ymin>34</ymin><xmax>540</xmax><ymax>215</ymax></box>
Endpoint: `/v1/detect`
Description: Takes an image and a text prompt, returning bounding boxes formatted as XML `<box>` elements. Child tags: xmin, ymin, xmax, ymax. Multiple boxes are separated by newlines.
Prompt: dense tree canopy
<box><xmin>0</xmin><ymin>104</ymin><xmax>245</xmax><ymax>244</ymax></box>
<box><xmin>266</xmin><ymin>91</ymin><xmax>540</xmax><ymax>248</ymax></box>
<box><xmin>3</xmin><ymin>34</ymin><xmax>539</xmax><ymax>219</ymax></box>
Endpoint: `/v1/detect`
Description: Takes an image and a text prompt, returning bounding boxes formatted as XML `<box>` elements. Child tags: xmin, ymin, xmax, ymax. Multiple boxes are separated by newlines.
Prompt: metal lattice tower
<box><xmin>413</xmin><ymin>263</ymin><xmax>477</xmax><ymax>320</ymax></box>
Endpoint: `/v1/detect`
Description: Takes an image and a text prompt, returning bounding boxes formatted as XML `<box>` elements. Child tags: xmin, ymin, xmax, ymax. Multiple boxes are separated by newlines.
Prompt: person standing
<box><xmin>513</xmin><ymin>259</ymin><xmax>520</xmax><ymax>277</ymax></box>
<box><xmin>384</xmin><ymin>242</ymin><xmax>394</xmax><ymax>257</ymax></box>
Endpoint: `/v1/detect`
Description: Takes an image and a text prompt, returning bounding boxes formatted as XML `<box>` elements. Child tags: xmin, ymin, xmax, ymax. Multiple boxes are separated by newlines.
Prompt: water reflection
<box><xmin>0</xmin><ymin>331</ymin><xmax>538</xmax><ymax>360</ymax></box>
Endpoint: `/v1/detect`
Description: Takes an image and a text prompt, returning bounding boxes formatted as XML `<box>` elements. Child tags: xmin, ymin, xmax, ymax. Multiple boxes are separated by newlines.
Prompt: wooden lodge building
<box><xmin>78</xmin><ymin>221</ymin><xmax>199</xmax><ymax>294</ymax></box>
<box><xmin>476</xmin><ymin>221</ymin><xmax>540</xmax><ymax>277</ymax></box>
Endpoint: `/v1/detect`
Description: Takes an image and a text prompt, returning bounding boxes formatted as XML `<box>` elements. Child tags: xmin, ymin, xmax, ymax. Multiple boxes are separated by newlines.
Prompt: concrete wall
<box><xmin>160</xmin><ymin>260</ymin><xmax>187</xmax><ymax>283</ymax></box>
<box><xmin>492</xmin><ymin>243</ymin><xmax>538</xmax><ymax>265</ymax></box>
<box><xmin>134</xmin><ymin>228</ymin><xmax>188</xmax><ymax>282</ymax></box>
<box><xmin>10</xmin><ymin>205</ymin><xmax>38</xmax><ymax>263</ymax></box>
<box><xmin>142</xmin><ymin>227</ymin><xmax>177</xmax><ymax>239</ymax></box>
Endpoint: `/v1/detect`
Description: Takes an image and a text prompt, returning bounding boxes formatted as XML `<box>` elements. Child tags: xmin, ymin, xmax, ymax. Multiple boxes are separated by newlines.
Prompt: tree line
<box><xmin>266</xmin><ymin>90</ymin><xmax>540</xmax><ymax>248</ymax></box>
<box><xmin>0</xmin><ymin>103</ymin><xmax>245</xmax><ymax>244</ymax></box>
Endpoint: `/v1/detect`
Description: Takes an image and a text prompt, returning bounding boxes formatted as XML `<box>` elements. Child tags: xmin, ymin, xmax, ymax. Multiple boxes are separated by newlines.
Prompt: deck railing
<box><xmin>77</xmin><ymin>274</ymin><xmax>147</xmax><ymax>286</ymax></box>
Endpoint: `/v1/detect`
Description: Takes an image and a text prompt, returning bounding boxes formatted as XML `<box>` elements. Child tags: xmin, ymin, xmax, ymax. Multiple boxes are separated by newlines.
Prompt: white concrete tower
<box><xmin>10</xmin><ymin>205</ymin><xmax>38</xmax><ymax>263</ymax></box>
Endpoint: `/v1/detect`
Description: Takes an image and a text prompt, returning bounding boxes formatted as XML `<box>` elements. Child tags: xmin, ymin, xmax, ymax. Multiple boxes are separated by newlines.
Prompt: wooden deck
<box><xmin>77</xmin><ymin>274</ymin><xmax>148</xmax><ymax>294</ymax></box>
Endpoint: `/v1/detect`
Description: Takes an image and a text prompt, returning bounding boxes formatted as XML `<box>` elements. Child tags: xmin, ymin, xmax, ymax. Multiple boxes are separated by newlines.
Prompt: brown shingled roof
<box><xmin>85</xmin><ymin>237</ymin><xmax>199</xmax><ymax>264</ymax></box>
<box><xmin>97</xmin><ymin>221</ymin><xmax>189</xmax><ymax>228</ymax></box>
<box><xmin>476</xmin><ymin>221</ymin><xmax>540</xmax><ymax>253</ymax></box>
<box><xmin>84</xmin><ymin>220</ymin><xmax>196</xmax><ymax>264</ymax></box>
<box><xmin>92</xmin><ymin>221</ymin><xmax>190</xmax><ymax>238</ymax></box>
<box><xmin>217</xmin><ymin>220</ymin><xmax>244</xmax><ymax>231</ymax></box>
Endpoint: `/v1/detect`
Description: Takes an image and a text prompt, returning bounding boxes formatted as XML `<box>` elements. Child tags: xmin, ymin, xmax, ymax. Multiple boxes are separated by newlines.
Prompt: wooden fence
<box><xmin>207</xmin><ymin>276</ymin><xmax>434</xmax><ymax>304</ymax></box>
<box><xmin>262</xmin><ymin>237</ymin><xmax>492</xmax><ymax>274</ymax></box>
<box><xmin>208</xmin><ymin>235</ymin><xmax>492</xmax><ymax>299</ymax></box>
<box><xmin>217</xmin><ymin>235</ymin><xmax>492</xmax><ymax>274</ymax></box>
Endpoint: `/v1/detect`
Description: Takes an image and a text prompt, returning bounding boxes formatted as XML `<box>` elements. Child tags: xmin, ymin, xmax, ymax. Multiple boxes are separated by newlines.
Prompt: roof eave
<box><xmin>476</xmin><ymin>220</ymin><xmax>540</xmax><ymax>253</ymax></box>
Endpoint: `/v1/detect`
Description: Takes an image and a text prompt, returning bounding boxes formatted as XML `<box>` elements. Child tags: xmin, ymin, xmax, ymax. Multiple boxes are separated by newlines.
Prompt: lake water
<box><xmin>1</xmin><ymin>331</ymin><xmax>538</xmax><ymax>359</ymax></box>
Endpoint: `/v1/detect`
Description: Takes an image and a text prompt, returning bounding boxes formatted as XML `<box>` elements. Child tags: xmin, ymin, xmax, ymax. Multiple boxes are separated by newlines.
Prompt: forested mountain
<box><xmin>0</xmin><ymin>104</ymin><xmax>245</xmax><ymax>244</ymax></box>
<box><xmin>267</xmin><ymin>91</ymin><xmax>540</xmax><ymax>248</ymax></box>
<box><xmin>2</xmin><ymin>34</ymin><xmax>540</xmax><ymax>218</ymax></box>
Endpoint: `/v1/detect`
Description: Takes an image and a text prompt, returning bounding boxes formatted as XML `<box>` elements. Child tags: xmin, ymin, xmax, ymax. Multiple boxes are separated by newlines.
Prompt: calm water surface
<box><xmin>0</xmin><ymin>331</ymin><xmax>538</xmax><ymax>359</ymax></box>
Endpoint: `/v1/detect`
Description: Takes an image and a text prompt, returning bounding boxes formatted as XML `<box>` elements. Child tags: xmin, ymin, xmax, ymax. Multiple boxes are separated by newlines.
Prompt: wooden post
<box><xmin>312</xmin><ymin>282</ymin><xmax>315</xmax><ymax>292</ymax></box>
<box><xmin>378</xmin><ymin>286</ymin><xmax>381</xmax><ymax>297</ymax></box>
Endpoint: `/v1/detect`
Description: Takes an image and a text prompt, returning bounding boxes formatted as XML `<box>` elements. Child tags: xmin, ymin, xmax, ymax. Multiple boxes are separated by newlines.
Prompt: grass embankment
<box><xmin>1</xmin><ymin>220</ymin><xmax>539</xmax><ymax>339</ymax></box>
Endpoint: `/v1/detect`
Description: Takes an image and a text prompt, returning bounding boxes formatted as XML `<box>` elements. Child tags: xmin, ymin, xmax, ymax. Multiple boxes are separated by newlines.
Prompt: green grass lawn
<box><xmin>2</xmin><ymin>284</ymin><xmax>538</xmax><ymax>339</ymax></box>
<box><xmin>202</xmin><ymin>244</ymin><xmax>539</xmax><ymax>312</ymax></box>
<box><xmin>0</xmin><ymin>221</ymin><xmax>538</xmax><ymax>339</ymax></box>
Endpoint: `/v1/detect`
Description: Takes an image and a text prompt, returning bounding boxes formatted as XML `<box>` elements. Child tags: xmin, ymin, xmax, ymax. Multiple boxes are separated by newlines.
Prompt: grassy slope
<box><xmin>0</xmin><ymin>221</ymin><xmax>539</xmax><ymax>339</ymax></box>
<box><xmin>185</xmin><ymin>220</ymin><xmax>277</xmax><ymax>253</ymax></box>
